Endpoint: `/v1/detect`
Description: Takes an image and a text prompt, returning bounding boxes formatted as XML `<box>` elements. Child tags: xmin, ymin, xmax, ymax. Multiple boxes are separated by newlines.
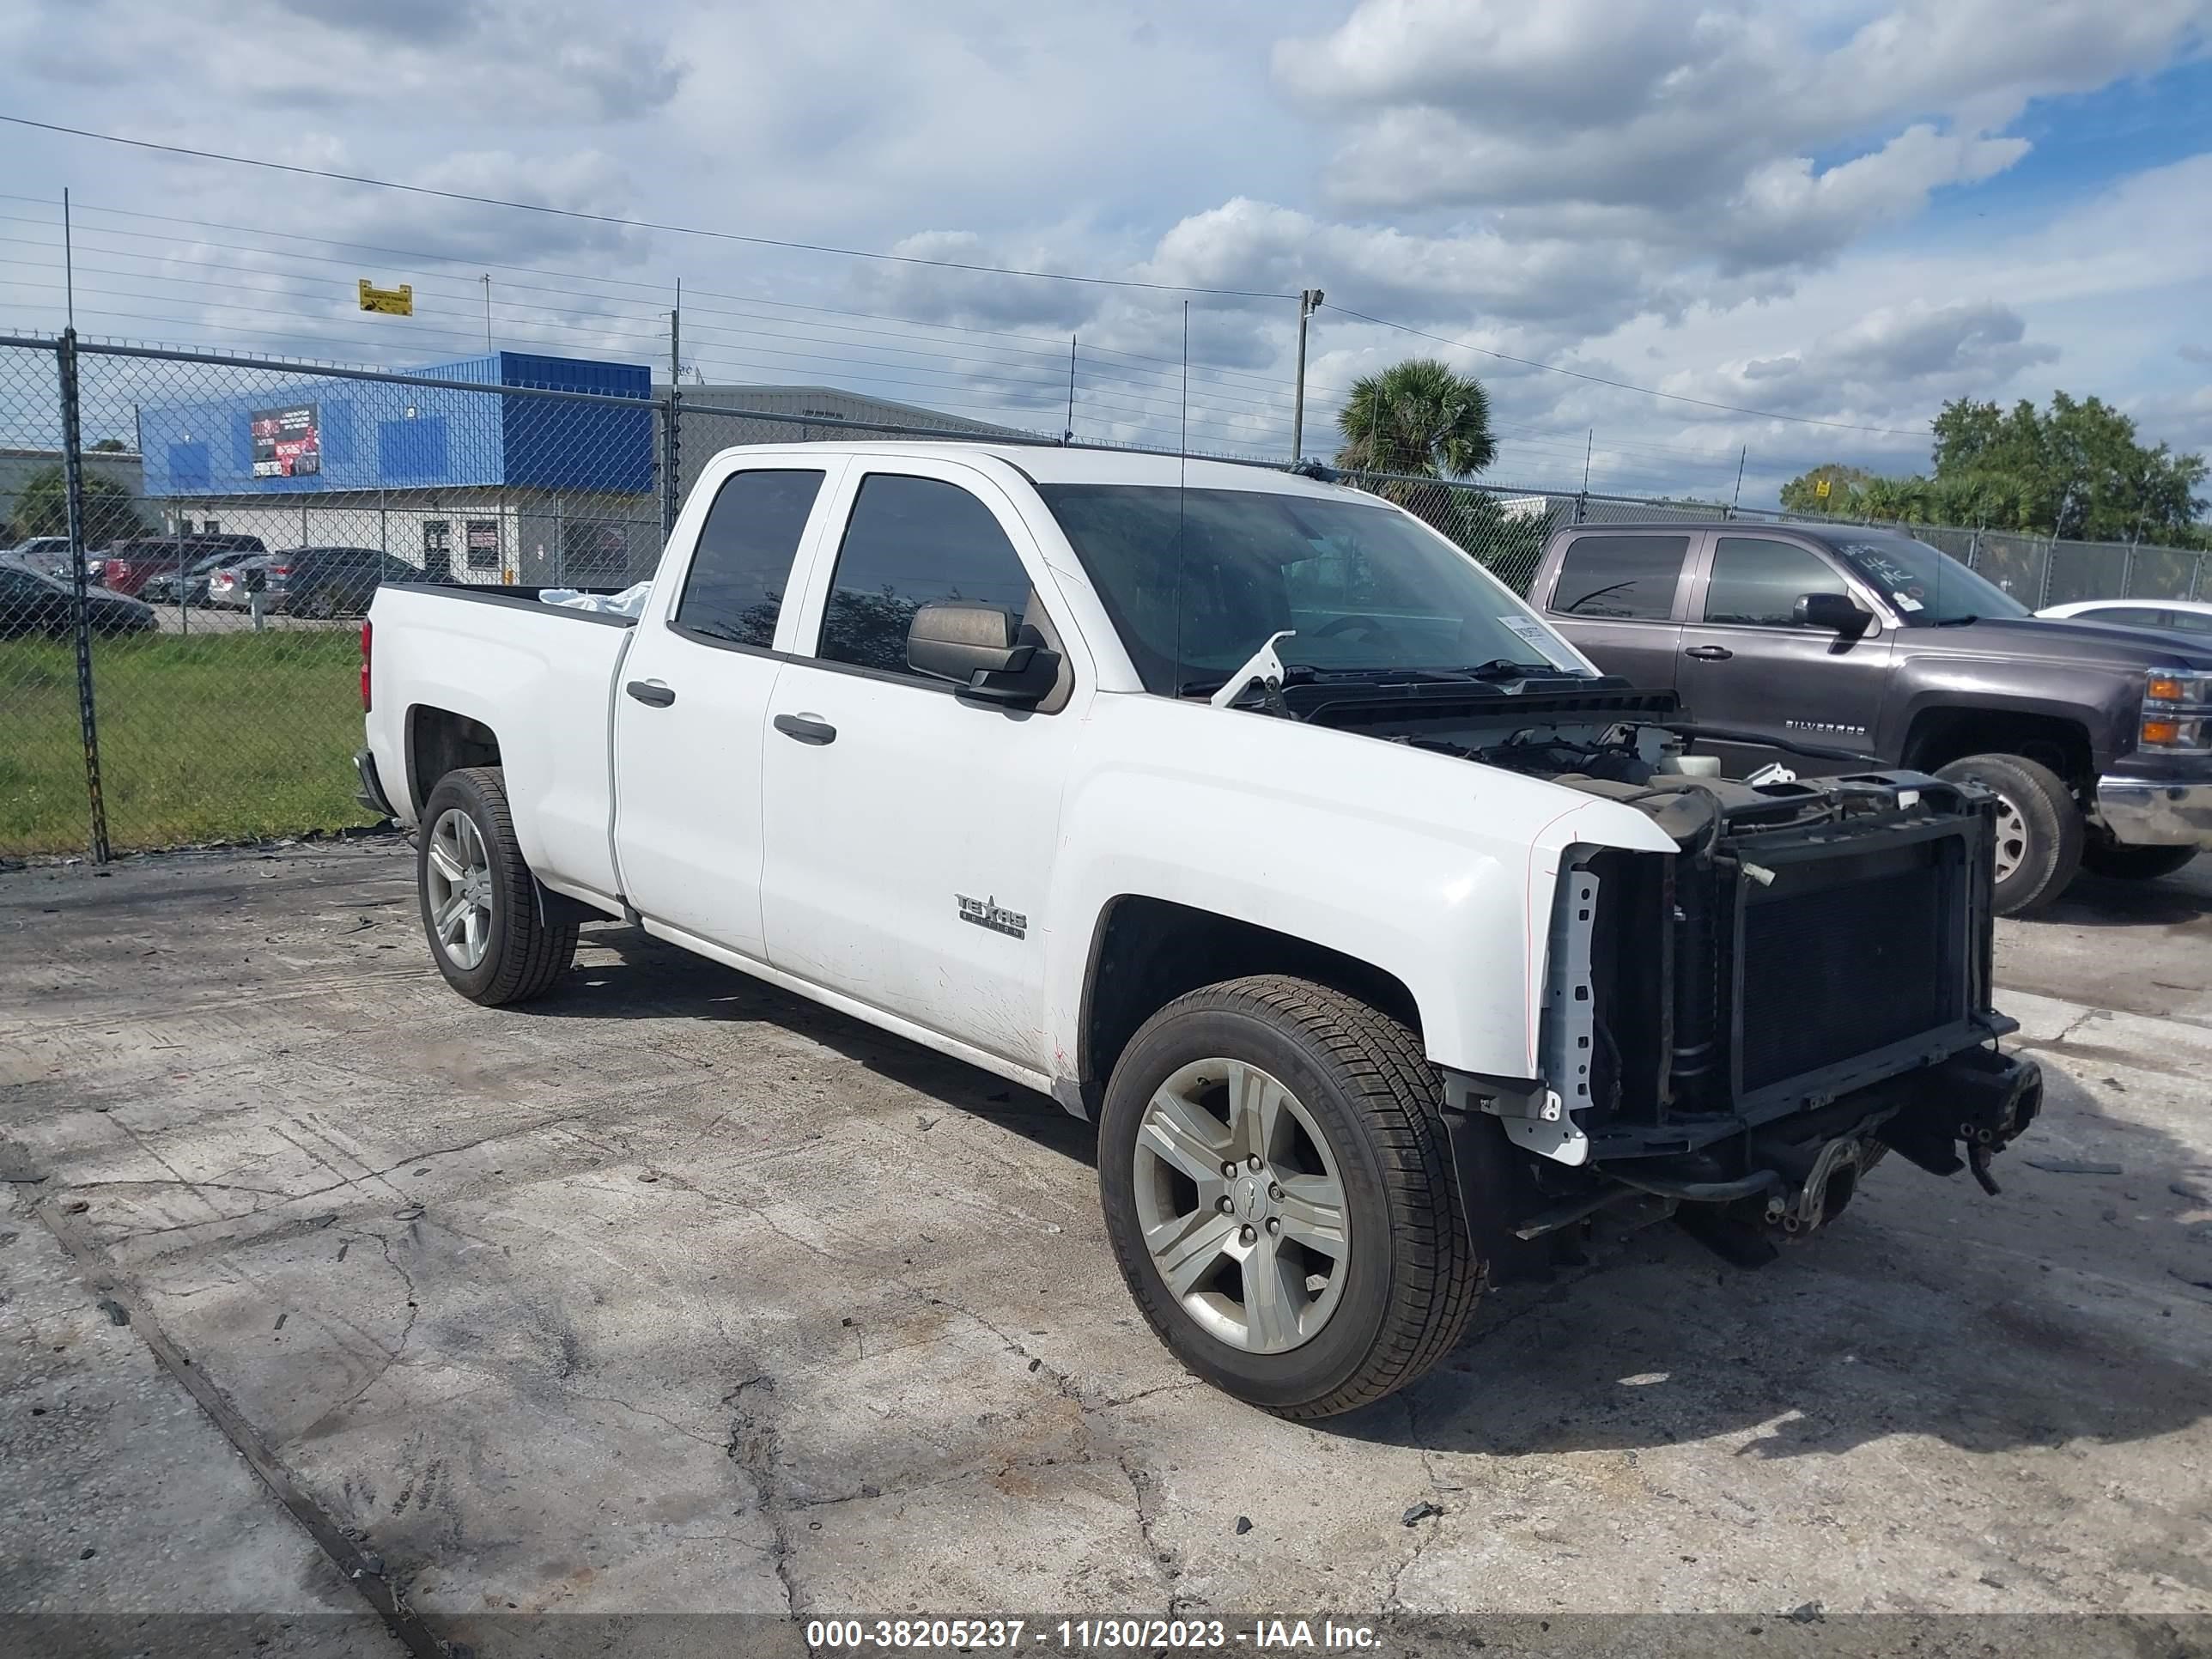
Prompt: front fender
<box><xmin>1044</xmin><ymin>696</ymin><xmax>1674</xmax><ymax>1082</ymax></box>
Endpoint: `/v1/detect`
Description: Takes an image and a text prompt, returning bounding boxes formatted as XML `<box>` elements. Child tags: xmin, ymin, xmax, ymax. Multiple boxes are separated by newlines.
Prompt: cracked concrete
<box><xmin>1</xmin><ymin>841</ymin><xmax>2209</xmax><ymax>1650</ymax></box>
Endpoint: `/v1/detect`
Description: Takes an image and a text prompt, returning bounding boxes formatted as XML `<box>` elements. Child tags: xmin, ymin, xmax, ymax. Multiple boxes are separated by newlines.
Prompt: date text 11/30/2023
<box><xmin>803</xmin><ymin>1618</ymin><xmax>1382</xmax><ymax>1650</ymax></box>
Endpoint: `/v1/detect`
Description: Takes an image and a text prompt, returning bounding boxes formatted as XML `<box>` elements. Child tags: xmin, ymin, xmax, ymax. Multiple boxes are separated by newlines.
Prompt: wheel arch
<box><xmin>1077</xmin><ymin>894</ymin><xmax>1425</xmax><ymax>1109</ymax></box>
<box><xmin>405</xmin><ymin>704</ymin><xmax>503</xmax><ymax>817</ymax></box>
<box><xmin>1899</xmin><ymin>702</ymin><xmax>2094</xmax><ymax>787</ymax></box>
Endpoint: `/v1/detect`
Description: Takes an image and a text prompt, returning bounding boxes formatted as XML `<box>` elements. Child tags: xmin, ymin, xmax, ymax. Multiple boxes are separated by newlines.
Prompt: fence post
<box><xmin>660</xmin><ymin>386</ymin><xmax>683</xmax><ymax>543</ymax></box>
<box><xmin>57</xmin><ymin>330</ymin><xmax>112</xmax><ymax>864</ymax></box>
<box><xmin>2035</xmin><ymin>533</ymin><xmax>2057</xmax><ymax>610</ymax></box>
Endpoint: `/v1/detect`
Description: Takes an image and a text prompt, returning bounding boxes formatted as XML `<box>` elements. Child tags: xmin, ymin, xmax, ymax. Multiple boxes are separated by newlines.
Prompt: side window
<box><xmin>1704</xmin><ymin>538</ymin><xmax>1852</xmax><ymax>627</ymax></box>
<box><xmin>672</xmin><ymin>469</ymin><xmax>825</xmax><ymax>647</ymax></box>
<box><xmin>1548</xmin><ymin>535</ymin><xmax>1689</xmax><ymax>620</ymax></box>
<box><xmin>2087</xmin><ymin>606</ymin><xmax>2166</xmax><ymax>629</ymax></box>
<box><xmin>816</xmin><ymin>474</ymin><xmax>1033</xmax><ymax>677</ymax></box>
<box><xmin>2164</xmin><ymin>610</ymin><xmax>2212</xmax><ymax>635</ymax></box>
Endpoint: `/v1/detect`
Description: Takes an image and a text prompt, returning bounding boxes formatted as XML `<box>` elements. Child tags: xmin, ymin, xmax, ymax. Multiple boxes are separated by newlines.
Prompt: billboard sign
<box><xmin>250</xmin><ymin>404</ymin><xmax>321</xmax><ymax>478</ymax></box>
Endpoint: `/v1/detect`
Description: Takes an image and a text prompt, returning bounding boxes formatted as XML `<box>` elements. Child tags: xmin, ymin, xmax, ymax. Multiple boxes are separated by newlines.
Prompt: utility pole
<box><xmin>1291</xmin><ymin>289</ymin><xmax>1323</xmax><ymax>463</ymax></box>
<box><xmin>670</xmin><ymin>277</ymin><xmax>682</xmax><ymax>386</ymax></box>
<box><xmin>1731</xmin><ymin>445</ymin><xmax>1747</xmax><ymax>515</ymax></box>
<box><xmin>1063</xmin><ymin>334</ymin><xmax>1077</xmax><ymax>445</ymax></box>
<box><xmin>62</xmin><ymin>187</ymin><xmax>75</xmax><ymax>328</ymax></box>
<box><xmin>481</xmin><ymin>274</ymin><xmax>493</xmax><ymax>352</ymax></box>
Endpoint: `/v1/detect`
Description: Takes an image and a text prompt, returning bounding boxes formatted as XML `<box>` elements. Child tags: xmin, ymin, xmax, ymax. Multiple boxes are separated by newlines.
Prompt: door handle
<box><xmin>1683</xmin><ymin>645</ymin><xmax>1734</xmax><ymax>661</ymax></box>
<box><xmin>625</xmin><ymin>680</ymin><xmax>676</xmax><ymax>707</ymax></box>
<box><xmin>774</xmin><ymin>713</ymin><xmax>837</xmax><ymax>745</ymax></box>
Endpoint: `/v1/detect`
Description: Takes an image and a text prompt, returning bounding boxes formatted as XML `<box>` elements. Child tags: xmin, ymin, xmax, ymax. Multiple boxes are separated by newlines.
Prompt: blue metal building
<box><xmin>133</xmin><ymin>352</ymin><xmax>659</xmax><ymax>585</ymax></box>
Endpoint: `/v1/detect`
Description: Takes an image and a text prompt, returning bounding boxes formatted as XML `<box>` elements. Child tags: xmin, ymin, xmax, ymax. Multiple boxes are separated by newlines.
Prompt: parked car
<box><xmin>4</xmin><ymin>536</ymin><xmax>74</xmax><ymax>578</ymax></box>
<box><xmin>361</xmin><ymin>442</ymin><xmax>2044</xmax><ymax>1419</ymax></box>
<box><xmin>1528</xmin><ymin>520</ymin><xmax>2212</xmax><ymax>912</ymax></box>
<box><xmin>140</xmin><ymin>545</ymin><xmax>266</xmax><ymax>608</ymax></box>
<box><xmin>209</xmin><ymin>546</ymin><xmax>416</xmax><ymax>617</ymax></box>
<box><xmin>0</xmin><ymin>560</ymin><xmax>157</xmax><ymax>638</ymax></box>
<box><xmin>204</xmin><ymin>555</ymin><xmax>273</xmax><ymax>609</ymax></box>
<box><xmin>99</xmin><ymin>534</ymin><xmax>265</xmax><ymax>599</ymax></box>
<box><xmin>2038</xmin><ymin>598</ymin><xmax>2212</xmax><ymax>640</ymax></box>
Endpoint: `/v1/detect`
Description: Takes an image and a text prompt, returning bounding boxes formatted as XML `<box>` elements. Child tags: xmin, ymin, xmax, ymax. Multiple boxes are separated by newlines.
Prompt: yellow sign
<box><xmin>1814</xmin><ymin>476</ymin><xmax>1832</xmax><ymax>499</ymax></box>
<box><xmin>358</xmin><ymin>279</ymin><xmax>414</xmax><ymax>316</ymax></box>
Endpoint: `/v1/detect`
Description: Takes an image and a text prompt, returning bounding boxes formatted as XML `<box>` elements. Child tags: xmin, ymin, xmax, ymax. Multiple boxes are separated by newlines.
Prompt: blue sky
<box><xmin>0</xmin><ymin>0</ymin><xmax>2207</xmax><ymax>510</ymax></box>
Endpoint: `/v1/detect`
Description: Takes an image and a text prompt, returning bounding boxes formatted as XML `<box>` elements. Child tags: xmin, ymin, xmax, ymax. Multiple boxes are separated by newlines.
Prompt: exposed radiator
<box><xmin>1738</xmin><ymin>858</ymin><xmax>1964</xmax><ymax>1092</ymax></box>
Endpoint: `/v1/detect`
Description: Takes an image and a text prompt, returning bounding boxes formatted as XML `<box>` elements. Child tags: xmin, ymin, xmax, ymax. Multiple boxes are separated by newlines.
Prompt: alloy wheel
<box><xmin>424</xmin><ymin>808</ymin><xmax>494</xmax><ymax>969</ymax></box>
<box><xmin>1132</xmin><ymin>1058</ymin><xmax>1350</xmax><ymax>1354</ymax></box>
<box><xmin>1990</xmin><ymin>792</ymin><xmax>2028</xmax><ymax>884</ymax></box>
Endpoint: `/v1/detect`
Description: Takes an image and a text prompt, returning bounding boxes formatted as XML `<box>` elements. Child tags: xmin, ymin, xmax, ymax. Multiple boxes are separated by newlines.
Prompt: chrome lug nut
<box><xmin>1217</xmin><ymin>1195</ymin><xmax>1234</xmax><ymax>1214</ymax></box>
<box><xmin>1265</xmin><ymin>1217</ymin><xmax>1280</xmax><ymax>1236</ymax></box>
<box><xmin>1222</xmin><ymin>1160</ymin><xmax>1239</xmax><ymax>1179</ymax></box>
<box><xmin>1238</xmin><ymin>1224</ymin><xmax>1257</xmax><ymax>1246</ymax></box>
<box><xmin>1267</xmin><ymin>1182</ymin><xmax>1282</xmax><ymax>1201</ymax></box>
<box><xmin>1246</xmin><ymin>1155</ymin><xmax>1263</xmax><ymax>1172</ymax></box>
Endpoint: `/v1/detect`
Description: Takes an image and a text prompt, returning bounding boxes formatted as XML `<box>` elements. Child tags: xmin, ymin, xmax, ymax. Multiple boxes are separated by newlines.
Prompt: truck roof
<box><xmin>700</xmin><ymin>439</ymin><xmax>1352</xmax><ymax>499</ymax></box>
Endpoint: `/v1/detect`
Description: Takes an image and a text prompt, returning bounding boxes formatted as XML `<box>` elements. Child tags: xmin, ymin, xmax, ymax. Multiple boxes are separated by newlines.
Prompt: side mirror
<box><xmin>907</xmin><ymin>602</ymin><xmax>1060</xmax><ymax>707</ymax></box>
<box><xmin>1795</xmin><ymin>592</ymin><xmax>1871</xmax><ymax>633</ymax></box>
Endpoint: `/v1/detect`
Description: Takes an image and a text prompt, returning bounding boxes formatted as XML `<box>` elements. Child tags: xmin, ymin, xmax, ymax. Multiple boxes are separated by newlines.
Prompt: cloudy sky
<box><xmin>1</xmin><ymin>0</ymin><xmax>2209</xmax><ymax>506</ymax></box>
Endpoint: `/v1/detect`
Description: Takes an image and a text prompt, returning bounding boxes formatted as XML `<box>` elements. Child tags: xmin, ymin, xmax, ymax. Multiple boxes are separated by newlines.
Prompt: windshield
<box><xmin>1831</xmin><ymin>532</ymin><xmax>2029</xmax><ymax>625</ymax></box>
<box><xmin>1037</xmin><ymin>484</ymin><xmax>1593</xmax><ymax>694</ymax></box>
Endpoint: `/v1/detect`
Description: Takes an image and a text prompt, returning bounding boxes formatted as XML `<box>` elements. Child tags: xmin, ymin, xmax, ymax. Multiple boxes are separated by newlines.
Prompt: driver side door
<box><xmin>758</xmin><ymin>461</ymin><xmax>1085</xmax><ymax>1073</ymax></box>
<box><xmin>1674</xmin><ymin>533</ymin><xmax>1894</xmax><ymax>775</ymax></box>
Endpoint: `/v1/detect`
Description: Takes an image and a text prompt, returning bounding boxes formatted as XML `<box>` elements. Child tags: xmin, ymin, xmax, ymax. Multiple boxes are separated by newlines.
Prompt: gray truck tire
<box><xmin>416</xmin><ymin>766</ymin><xmax>577</xmax><ymax>1006</ymax></box>
<box><xmin>2080</xmin><ymin>842</ymin><xmax>2197</xmax><ymax>881</ymax></box>
<box><xmin>1097</xmin><ymin>975</ymin><xmax>1482</xmax><ymax>1419</ymax></box>
<box><xmin>1936</xmin><ymin>753</ymin><xmax>2082</xmax><ymax>917</ymax></box>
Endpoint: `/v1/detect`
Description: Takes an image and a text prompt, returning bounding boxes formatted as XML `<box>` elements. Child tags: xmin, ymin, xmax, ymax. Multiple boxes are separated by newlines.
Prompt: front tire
<box><xmin>416</xmin><ymin>767</ymin><xmax>576</xmax><ymax>1005</ymax></box>
<box><xmin>2080</xmin><ymin>841</ymin><xmax>2197</xmax><ymax>881</ymax></box>
<box><xmin>1936</xmin><ymin>752</ymin><xmax>2082</xmax><ymax>916</ymax></box>
<box><xmin>1098</xmin><ymin>975</ymin><xmax>1481</xmax><ymax>1419</ymax></box>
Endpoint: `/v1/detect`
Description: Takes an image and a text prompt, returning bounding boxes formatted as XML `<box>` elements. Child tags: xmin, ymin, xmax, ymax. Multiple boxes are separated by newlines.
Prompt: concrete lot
<box><xmin>1</xmin><ymin>841</ymin><xmax>2208</xmax><ymax>1653</ymax></box>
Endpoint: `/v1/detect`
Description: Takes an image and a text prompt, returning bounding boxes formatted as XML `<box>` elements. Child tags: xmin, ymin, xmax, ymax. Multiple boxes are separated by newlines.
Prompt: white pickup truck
<box><xmin>360</xmin><ymin>441</ymin><xmax>2042</xmax><ymax>1417</ymax></box>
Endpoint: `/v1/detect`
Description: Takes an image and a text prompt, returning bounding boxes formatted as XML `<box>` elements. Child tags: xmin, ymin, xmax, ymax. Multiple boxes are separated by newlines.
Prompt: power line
<box><xmin>1321</xmin><ymin>303</ymin><xmax>1931</xmax><ymax>440</ymax></box>
<box><xmin>0</xmin><ymin>118</ymin><xmax>1297</xmax><ymax>301</ymax></box>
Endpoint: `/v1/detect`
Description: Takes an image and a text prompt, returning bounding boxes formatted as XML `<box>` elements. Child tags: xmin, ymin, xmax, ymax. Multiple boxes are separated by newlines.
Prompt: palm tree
<box><xmin>1334</xmin><ymin>359</ymin><xmax>1497</xmax><ymax>479</ymax></box>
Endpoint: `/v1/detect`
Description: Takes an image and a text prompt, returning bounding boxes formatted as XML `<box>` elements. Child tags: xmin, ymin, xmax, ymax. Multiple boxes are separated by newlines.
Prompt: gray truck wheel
<box><xmin>1097</xmin><ymin>975</ymin><xmax>1481</xmax><ymax>1419</ymax></box>
<box><xmin>2080</xmin><ymin>842</ymin><xmax>2197</xmax><ymax>881</ymax></box>
<box><xmin>416</xmin><ymin>767</ymin><xmax>577</xmax><ymax>1006</ymax></box>
<box><xmin>1936</xmin><ymin>753</ymin><xmax>2082</xmax><ymax>917</ymax></box>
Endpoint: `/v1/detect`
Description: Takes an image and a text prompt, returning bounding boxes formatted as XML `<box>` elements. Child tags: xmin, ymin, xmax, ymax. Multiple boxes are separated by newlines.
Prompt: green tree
<box><xmin>6</xmin><ymin>464</ymin><xmax>144</xmax><ymax>546</ymax></box>
<box><xmin>88</xmin><ymin>437</ymin><xmax>128</xmax><ymax>453</ymax></box>
<box><xmin>1930</xmin><ymin>393</ymin><xmax>2207</xmax><ymax>540</ymax></box>
<box><xmin>1334</xmin><ymin>358</ymin><xmax>1498</xmax><ymax>479</ymax></box>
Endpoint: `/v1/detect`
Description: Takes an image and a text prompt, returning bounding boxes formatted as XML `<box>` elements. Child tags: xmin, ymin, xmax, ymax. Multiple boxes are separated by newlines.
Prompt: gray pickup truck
<box><xmin>1528</xmin><ymin>520</ymin><xmax>2212</xmax><ymax>915</ymax></box>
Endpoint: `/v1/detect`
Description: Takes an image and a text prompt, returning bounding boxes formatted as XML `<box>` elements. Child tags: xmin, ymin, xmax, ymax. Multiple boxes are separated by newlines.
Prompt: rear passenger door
<box><xmin>613</xmin><ymin>461</ymin><xmax>842</xmax><ymax>956</ymax></box>
<box><xmin>1539</xmin><ymin>530</ymin><xmax>1698</xmax><ymax>692</ymax></box>
<box><xmin>1672</xmin><ymin>533</ymin><xmax>1893</xmax><ymax>775</ymax></box>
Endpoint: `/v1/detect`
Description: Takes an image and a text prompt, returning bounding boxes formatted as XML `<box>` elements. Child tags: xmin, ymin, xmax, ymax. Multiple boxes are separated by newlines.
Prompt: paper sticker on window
<box><xmin>1893</xmin><ymin>593</ymin><xmax>1923</xmax><ymax>612</ymax></box>
<box><xmin>1502</xmin><ymin>613</ymin><xmax>1589</xmax><ymax>672</ymax></box>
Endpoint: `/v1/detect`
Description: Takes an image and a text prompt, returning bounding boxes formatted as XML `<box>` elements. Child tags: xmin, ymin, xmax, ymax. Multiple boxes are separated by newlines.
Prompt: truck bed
<box><xmin>366</xmin><ymin>584</ymin><xmax>635</xmax><ymax>902</ymax></box>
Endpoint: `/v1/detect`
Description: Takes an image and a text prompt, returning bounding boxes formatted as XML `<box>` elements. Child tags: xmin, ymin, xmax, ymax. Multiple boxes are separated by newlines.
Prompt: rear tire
<box><xmin>1098</xmin><ymin>975</ymin><xmax>1481</xmax><ymax>1419</ymax></box>
<box><xmin>416</xmin><ymin>766</ymin><xmax>576</xmax><ymax>1006</ymax></box>
<box><xmin>2080</xmin><ymin>842</ymin><xmax>2197</xmax><ymax>881</ymax></box>
<box><xmin>1936</xmin><ymin>752</ymin><xmax>2081</xmax><ymax>917</ymax></box>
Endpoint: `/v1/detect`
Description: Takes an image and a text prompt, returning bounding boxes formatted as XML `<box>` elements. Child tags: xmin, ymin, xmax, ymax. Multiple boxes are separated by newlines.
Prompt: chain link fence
<box><xmin>5</xmin><ymin>331</ymin><xmax>2207</xmax><ymax>860</ymax></box>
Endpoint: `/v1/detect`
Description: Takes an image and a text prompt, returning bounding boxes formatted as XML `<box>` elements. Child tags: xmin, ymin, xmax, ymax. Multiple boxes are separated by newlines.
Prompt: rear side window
<box><xmin>674</xmin><ymin>469</ymin><xmax>826</xmax><ymax>647</ymax></box>
<box><xmin>815</xmin><ymin>474</ymin><xmax>1032</xmax><ymax>676</ymax></box>
<box><xmin>2165</xmin><ymin>611</ymin><xmax>2212</xmax><ymax>635</ymax></box>
<box><xmin>1549</xmin><ymin>535</ymin><xmax>1689</xmax><ymax>620</ymax></box>
<box><xmin>1703</xmin><ymin>538</ymin><xmax>1852</xmax><ymax>627</ymax></box>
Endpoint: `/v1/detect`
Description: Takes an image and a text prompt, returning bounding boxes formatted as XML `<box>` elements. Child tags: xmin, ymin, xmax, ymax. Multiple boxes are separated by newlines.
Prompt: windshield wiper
<box><xmin>1458</xmin><ymin>658</ymin><xmax>1572</xmax><ymax>680</ymax></box>
<box><xmin>1933</xmin><ymin>614</ymin><xmax>1980</xmax><ymax>628</ymax></box>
